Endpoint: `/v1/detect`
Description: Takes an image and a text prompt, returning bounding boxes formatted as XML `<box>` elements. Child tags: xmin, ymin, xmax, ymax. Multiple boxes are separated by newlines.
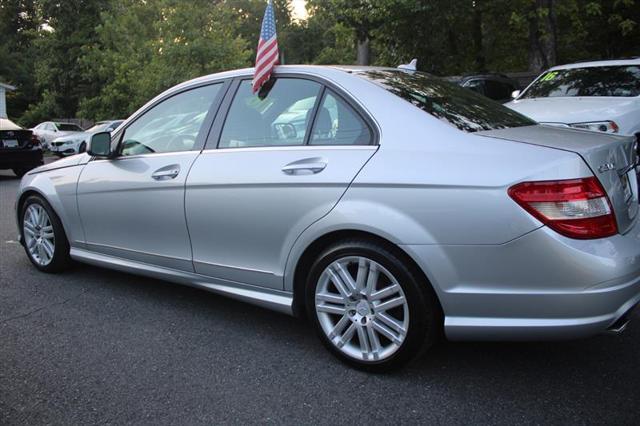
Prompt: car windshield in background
<box><xmin>522</xmin><ymin>66</ymin><xmax>640</xmax><ymax>98</ymax></box>
<box><xmin>357</xmin><ymin>70</ymin><xmax>535</xmax><ymax>132</ymax></box>
<box><xmin>57</xmin><ymin>123</ymin><xmax>83</xmax><ymax>131</ymax></box>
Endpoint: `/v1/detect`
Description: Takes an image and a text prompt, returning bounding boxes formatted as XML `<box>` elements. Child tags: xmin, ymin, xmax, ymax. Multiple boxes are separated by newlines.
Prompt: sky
<box><xmin>290</xmin><ymin>0</ymin><xmax>308</xmax><ymax>21</ymax></box>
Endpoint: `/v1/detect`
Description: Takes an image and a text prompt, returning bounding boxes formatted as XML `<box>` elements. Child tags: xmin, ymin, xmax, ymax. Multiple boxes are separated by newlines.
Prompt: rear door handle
<box><xmin>152</xmin><ymin>165</ymin><xmax>180</xmax><ymax>180</ymax></box>
<box><xmin>282</xmin><ymin>159</ymin><xmax>327</xmax><ymax>175</ymax></box>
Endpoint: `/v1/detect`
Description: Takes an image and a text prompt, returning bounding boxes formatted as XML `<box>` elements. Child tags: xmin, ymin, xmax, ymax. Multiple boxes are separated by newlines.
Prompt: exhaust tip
<box><xmin>606</xmin><ymin>304</ymin><xmax>638</xmax><ymax>335</ymax></box>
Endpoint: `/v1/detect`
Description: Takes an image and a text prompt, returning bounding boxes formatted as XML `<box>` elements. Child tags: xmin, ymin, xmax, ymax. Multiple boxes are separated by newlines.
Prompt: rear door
<box><xmin>185</xmin><ymin>76</ymin><xmax>377</xmax><ymax>290</ymax></box>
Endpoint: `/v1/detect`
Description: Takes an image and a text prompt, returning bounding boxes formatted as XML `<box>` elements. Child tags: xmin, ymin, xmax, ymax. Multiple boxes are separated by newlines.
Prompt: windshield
<box><xmin>522</xmin><ymin>66</ymin><xmax>640</xmax><ymax>98</ymax></box>
<box><xmin>86</xmin><ymin>122</ymin><xmax>110</xmax><ymax>133</ymax></box>
<box><xmin>57</xmin><ymin>123</ymin><xmax>83</xmax><ymax>131</ymax></box>
<box><xmin>357</xmin><ymin>70</ymin><xmax>535</xmax><ymax>133</ymax></box>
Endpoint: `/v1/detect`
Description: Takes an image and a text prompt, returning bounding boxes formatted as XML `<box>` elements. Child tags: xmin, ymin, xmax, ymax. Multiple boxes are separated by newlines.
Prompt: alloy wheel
<box><xmin>23</xmin><ymin>204</ymin><xmax>55</xmax><ymax>266</ymax></box>
<box><xmin>315</xmin><ymin>256</ymin><xmax>409</xmax><ymax>362</ymax></box>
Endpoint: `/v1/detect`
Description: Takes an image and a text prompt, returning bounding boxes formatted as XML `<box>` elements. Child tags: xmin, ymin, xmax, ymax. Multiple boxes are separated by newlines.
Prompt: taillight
<box><xmin>30</xmin><ymin>133</ymin><xmax>40</xmax><ymax>147</ymax></box>
<box><xmin>508</xmin><ymin>177</ymin><xmax>618</xmax><ymax>239</ymax></box>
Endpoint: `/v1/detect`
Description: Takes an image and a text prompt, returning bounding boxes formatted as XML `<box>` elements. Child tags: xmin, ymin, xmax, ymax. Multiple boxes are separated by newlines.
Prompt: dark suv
<box><xmin>446</xmin><ymin>74</ymin><xmax>520</xmax><ymax>103</ymax></box>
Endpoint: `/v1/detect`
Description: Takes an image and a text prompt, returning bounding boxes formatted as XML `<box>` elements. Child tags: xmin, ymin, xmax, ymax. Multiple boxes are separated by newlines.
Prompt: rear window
<box><xmin>357</xmin><ymin>70</ymin><xmax>534</xmax><ymax>133</ymax></box>
<box><xmin>521</xmin><ymin>66</ymin><xmax>640</xmax><ymax>98</ymax></box>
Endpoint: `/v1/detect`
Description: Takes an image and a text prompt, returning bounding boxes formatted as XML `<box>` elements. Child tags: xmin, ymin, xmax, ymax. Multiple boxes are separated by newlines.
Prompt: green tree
<box><xmin>78</xmin><ymin>0</ymin><xmax>251</xmax><ymax>120</ymax></box>
<box><xmin>0</xmin><ymin>0</ymin><xmax>41</xmax><ymax>122</ymax></box>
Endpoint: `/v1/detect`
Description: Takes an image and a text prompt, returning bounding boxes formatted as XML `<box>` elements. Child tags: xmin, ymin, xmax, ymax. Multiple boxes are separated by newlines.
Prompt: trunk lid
<box><xmin>0</xmin><ymin>129</ymin><xmax>34</xmax><ymax>150</ymax></box>
<box><xmin>480</xmin><ymin>125</ymin><xmax>639</xmax><ymax>234</ymax></box>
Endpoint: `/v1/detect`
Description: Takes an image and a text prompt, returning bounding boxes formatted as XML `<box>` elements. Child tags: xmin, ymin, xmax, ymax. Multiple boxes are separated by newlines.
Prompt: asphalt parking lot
<box><xmin>1</xmin><ymin>160</ymin><xmax>639</xmax><ymax>425</ymax></box>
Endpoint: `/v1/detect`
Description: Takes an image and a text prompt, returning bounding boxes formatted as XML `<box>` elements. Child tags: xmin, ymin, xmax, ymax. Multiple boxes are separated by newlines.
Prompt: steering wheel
<box><xmin>167</xmin><ymin>134</ymin><xmax>196</xmax><ymax>152</ymax></box>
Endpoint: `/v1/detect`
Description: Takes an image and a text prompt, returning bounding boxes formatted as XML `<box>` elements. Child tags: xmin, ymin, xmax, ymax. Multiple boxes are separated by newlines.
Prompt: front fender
<box><xmin>17</xmin><ymin>163</ymin><xmax>86</xmax><ymax>247</ymax></box>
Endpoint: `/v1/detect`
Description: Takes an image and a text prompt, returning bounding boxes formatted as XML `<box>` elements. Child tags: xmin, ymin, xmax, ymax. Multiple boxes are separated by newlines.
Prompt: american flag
<box><xmin>252</xmin><ymin>0</ymin><xmax>279</xmax><ymax>93</ymax></box>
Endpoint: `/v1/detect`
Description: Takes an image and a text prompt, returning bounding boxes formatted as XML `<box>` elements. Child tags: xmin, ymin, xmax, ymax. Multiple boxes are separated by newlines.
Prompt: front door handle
<box><xmin>282</xmin><ymin>158</ymin><xmax>327</xmax><ymax>175</ymax></box>
<box><xmin>152</xmin><ymin>165</ymin><xmax>180</xmax><ymax>180</ymax></box>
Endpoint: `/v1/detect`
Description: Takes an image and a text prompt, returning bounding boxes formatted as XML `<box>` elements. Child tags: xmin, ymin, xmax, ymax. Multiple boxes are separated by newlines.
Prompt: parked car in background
<box><xmin>30</xmin><ymin>121</ymin><xmax>84</xmax><ymax>150</ymax></box>
<box><xmin>446</xmin><ymin>74</ymin><xmax>520</xmax><ymax>103</ymax></box>
<box><xmin>506</xmin><ymin>59</ymin><xmax>640</xmax><ymax>143</ymax></box>
<box><xmin>16</xmin><ymin>66</ymin><xmax>639</xmax><ymax>371</ymax></box>
<box><xmin>0</xmin><ymin>118</ymin><xmax>43</xmax><ymax>177</ymax></box>
<box><xmin>49</xmin><ymin>120</ymin><xmax>124</xmax><ymax>156</ymax></box>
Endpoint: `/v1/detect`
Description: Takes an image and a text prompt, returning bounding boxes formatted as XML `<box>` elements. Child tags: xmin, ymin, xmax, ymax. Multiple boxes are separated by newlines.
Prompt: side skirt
<box><xmin>70</xmin><ymin>247</ymin><xmax>294</xmax><ymax>315</ymax></box>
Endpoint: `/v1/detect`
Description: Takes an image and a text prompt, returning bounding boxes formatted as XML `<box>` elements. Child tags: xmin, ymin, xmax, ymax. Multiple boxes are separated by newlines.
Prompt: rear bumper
<box><xmin>403</xmin><ymin>219</ymin><xmax>640</xmax><ymax>341</ymax></box>
<box><xmin>0</xmin><ymin>149</ymin><xmax>43</xmax><ymax>169</ymax></box>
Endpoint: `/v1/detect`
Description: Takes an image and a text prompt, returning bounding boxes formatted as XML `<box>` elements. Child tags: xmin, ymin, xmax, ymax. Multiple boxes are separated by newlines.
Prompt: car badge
<box><xmin>598</xmin><ymin>163</ymin><xmax>615</xmax><ymax>173</ymax></box>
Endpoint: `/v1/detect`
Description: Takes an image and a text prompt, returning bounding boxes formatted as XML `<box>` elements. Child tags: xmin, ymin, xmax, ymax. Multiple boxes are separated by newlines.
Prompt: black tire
<box><xmin>12</xmin><ymin>167</ymin><xmax>29</xmax><ymax>178</ymax></box>
<box><xmin>20</xmin><ymin>195</ymin><xmax>72</xmax><ymax>273</ymax></box>
<box><xmin>78</xmin><ymin>142</ymin><xmax>86</xmax><ymax>153</ymax></box>
<box><xmin>305</xmin><ymin>239</ymin><xmax>442</xmax><ymax>372</ymax></box>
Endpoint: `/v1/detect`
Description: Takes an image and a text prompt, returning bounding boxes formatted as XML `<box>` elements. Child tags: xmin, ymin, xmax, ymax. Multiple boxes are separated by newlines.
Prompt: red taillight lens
<box><xmin>508</xmin><ymin>177</ymin><xmax>618</xmax><ymax>239</ymax></box>
<box><xmin>30</xmin><ymin>134</ymin><xmax>40</xmax><ymax>147</ymax></box>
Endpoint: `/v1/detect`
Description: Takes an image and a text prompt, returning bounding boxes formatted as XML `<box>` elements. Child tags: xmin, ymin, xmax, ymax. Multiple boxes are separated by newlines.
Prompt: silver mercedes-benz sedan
<box><xmin>15</xmin><ymin>66</ymin><xmax>640</xmax><ymax>371</ymax></box>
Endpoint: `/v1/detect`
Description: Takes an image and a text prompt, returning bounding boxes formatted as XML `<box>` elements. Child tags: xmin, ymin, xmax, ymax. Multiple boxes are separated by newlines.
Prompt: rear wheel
<box><xmin>305</xmin><ymin>239</ymin><xmax>441</xmax><ymax>372</ymax></box>
<box><xmin>20</xmin><ymin>195</ymin><xmax>71</xmax><ymax>273</ymax></box>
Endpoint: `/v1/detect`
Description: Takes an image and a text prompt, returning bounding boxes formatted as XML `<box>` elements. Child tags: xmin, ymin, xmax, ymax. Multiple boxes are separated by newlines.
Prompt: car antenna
<box><xmin>398</xmin><ymin>58</ymin><xmax>417</xmax><ymax>71</ymax></box>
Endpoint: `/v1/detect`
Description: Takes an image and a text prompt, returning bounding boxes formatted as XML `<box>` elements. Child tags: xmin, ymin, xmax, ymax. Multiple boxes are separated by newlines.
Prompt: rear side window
<box><xmin>358</xmin><ymin>70</ymin><xmax>534</xmax><ymax>133</ymax></box>
<box><xmin>219</xmin><ymin>79</ymin><xmax>321</xmax><ymax>148</ymax></box>
<box><xmin>309</xmin><ymin>90</ymin><xmax>372</xmax><ymax>145</ymax></box>
<box><xmin>522</xmin><ymin>66</ymin><xmax>640</xmax><ymax>98</ymax></box>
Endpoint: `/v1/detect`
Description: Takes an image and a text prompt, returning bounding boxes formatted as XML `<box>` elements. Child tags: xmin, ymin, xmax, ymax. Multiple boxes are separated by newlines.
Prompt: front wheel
<box><xmin>78</xmin><ymin>142</ymin><xmax>87</xmax><ymax>153</ymax></box>
<box><xmin>305</xmin><ymin>239</ymin><xmax>442</xmax><ymax>372</ymax></box>
<box><xmin>21</xmin><ymin>195</ymin><xmax>72</xmax><ymax>273</ymax></box>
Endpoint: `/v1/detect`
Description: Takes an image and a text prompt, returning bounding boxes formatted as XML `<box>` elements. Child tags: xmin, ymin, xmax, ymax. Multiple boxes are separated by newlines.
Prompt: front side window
<box><xmin>120</xmin><ymin>84</ymin><xmax>221</xmax><ymax>156</ymax></box>
<box><xmin>357</xmin><ymin>70</ymin><xmax>534</xmax><ymax>133</ymax></box>
<box><xmin>309</xmin><ymin>90</ymin><xmax>371</xmax><ymax>145</ymax></box>
<box><xmin>521</xmin><ymin>66</ymin><xmax>640</xmax><ymax>98</ymax></box>
<box><xmin>58</xmin><ymin>123</ymin><xmax>83</xmax><ymax>131</ymax></box>
<box><xmin>219</xmin><ymin>78</ymin><xmax>321</xmax><ymax>148</ymax></box>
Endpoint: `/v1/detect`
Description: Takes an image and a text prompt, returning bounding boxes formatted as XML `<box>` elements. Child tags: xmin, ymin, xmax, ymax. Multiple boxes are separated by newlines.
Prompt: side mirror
<box><xmin>511</xmin><ymin>90</ymin><xmax>521</xmax><ymax>99</ymax></box>
<box><xmin>88</xmin><ymin>132</ymin><xmax>112</xmax><ymax>157</ymax></box>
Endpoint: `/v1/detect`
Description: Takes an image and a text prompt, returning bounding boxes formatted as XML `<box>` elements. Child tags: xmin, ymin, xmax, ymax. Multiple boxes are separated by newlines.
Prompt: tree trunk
<box><xmin>473</xmin><ymin>0</ymin><xmax>485</xmax><ymax>72</ymax></box>
<box><xmin>528</xmin><ymin>0</ymin><xmax>557</xmax><ymax>73</ymax></box>
<box><xmin>357</xmin><ymin>37</ymin><xmax>370</xmax><ymax>65</ymax></box>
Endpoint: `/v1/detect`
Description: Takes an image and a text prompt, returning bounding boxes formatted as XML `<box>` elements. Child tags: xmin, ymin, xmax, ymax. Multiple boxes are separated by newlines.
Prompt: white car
<box><xmin>506</xmin><ymin>59</ymin><xmax>640</xmax><ymax>139</ymax></box>
<box><xmin>30</xmin><ymin>121</ymin><xmax>84</xmax><ymax>150</ymax></box>
<box><xmin>49</xmin><ymin>120</ymin><xmax>124</xmax><ymax>156</ymax></box>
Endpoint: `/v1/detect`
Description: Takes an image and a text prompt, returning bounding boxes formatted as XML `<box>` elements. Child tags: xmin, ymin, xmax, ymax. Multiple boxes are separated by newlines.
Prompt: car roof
<box><xmin>549</xmin><ymin>58</ymin><xmax>640</xmax><ymax>71</ymax></box>
<box><xmin>179</xmin><ymin>64</ymin><xmax>397</xmax><ymax>85</ymax></box>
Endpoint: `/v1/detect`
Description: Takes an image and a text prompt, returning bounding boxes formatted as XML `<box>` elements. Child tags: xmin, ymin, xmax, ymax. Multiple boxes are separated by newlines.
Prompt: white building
<box><xmin>0</xmin><ymin>82</ymin><xmax>16</xmax><ymax>119</ymax></box>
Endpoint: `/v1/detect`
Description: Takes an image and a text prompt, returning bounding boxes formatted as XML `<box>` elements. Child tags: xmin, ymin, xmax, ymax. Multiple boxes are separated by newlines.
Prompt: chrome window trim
<box><xmin>200</xmin><ymin>145</ymin><xmax>378</xmax><ymax>155</ymax></box>
<box><xmin>90</xmin><ymin>149</ymin><xmax>199</xmax><ymax>162</ymax></box>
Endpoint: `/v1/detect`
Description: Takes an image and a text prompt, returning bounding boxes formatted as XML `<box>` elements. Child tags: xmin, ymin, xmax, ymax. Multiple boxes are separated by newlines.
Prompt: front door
<box><xmin>186</xmin><ymin>78</ymin><xmax>377</xmax><ymax>289</ymax></box>
<box><xmin>77</xmin><ymin>83</ymin><xmax>225</xmax><ymax>271</ymax></box>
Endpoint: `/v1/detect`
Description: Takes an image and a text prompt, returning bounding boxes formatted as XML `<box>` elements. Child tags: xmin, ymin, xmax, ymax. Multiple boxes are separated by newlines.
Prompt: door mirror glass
<box><xmin>511</xmin><ymin>90</ymin><xmax>521</xmax><ymax>99</ymax></box>
<box><xmin>88</xmin><ymin>132</ymin><xmax>112</xmax><ymax>157</ymax></box>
